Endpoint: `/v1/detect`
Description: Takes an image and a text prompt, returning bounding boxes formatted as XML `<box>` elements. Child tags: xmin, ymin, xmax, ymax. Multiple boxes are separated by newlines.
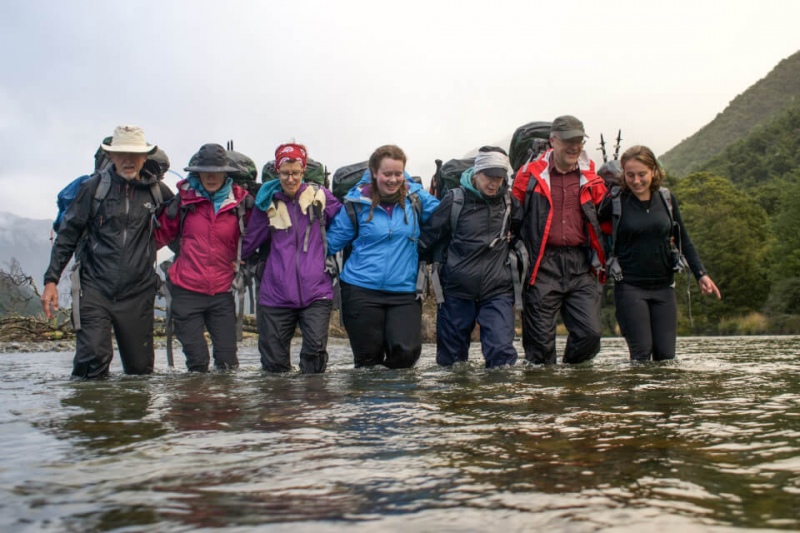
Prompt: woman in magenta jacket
<box><xmin>155</xmin><ymin>143</ymin><xmax>251</xmax><ymax>372</ymax></box>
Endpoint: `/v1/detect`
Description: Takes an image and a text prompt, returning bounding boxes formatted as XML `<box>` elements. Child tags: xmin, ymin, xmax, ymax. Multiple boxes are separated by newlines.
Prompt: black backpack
<box><xmin>508</xmin><ymin>121</ymin><xmax>552</xmax><ymax>173</ymax></box>
<box><xmin>331</xmin><ymin>161</ymin><xmax>368</xmax><ymax>201</ymax></box>
<box><xmin>431</xmin><ymin>158</ymin><xmax>474</xmax><ymax>199</ymax></box>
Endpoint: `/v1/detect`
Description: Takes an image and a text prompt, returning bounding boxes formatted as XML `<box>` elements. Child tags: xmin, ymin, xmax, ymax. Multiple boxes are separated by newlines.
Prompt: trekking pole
<box><xmin>599</xmin><ymin>134</ymin><xmax>608</xmax><ymax>163</ymax></box>
<box><xmin>613</xmin><ymin>130</ymin><xmax>623</xmax><ymax>160</ymax></box>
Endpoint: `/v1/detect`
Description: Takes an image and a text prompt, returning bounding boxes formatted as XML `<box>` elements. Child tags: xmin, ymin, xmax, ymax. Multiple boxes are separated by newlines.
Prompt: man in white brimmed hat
<box><xmin>42</xmin><ymin>125</ymin><xmax>173</xmax><ymax>379</ymax></box>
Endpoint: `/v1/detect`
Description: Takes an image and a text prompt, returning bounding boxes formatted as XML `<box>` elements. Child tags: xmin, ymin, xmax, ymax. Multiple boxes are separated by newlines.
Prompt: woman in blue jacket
<box><xmin>327</xmin><ymin>145</ymin><xmax>439</xmax><ymax>368</ymax></box>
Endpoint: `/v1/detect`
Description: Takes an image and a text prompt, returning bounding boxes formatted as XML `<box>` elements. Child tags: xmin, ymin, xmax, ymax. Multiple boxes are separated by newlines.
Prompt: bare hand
<box><xmin>698</xmin><ymin>275</ymin><xmax>721</xmax><ymax>299</ymax></box>
<box><xmin>41</xmin><ymin>282</ymin><xmax>59</xmax><ymax>319</ymax></box>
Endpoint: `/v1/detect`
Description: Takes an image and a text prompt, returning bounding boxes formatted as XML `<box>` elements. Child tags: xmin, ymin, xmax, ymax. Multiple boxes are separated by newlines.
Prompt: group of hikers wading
<box><xmin>42</xmin><ymin>118</ymin><xmax>721</xmax><ymax>379</ymax></box>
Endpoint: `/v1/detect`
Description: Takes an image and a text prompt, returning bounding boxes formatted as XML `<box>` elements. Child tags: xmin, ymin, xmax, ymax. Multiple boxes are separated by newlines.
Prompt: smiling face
<box><xmin>199</xmin><ymin>172</ymin><xmax>227</xmax><ymax>193</ymax></box>
<box><xmin>623</xmin><ymin>159</ymin><xmax>654</xmax><ymax>201</ymax></box>
<box><xmin>473</xmin><ymin>171</ymin><xmax>505</xmax><ymax>197</ymax></box>
<box><xmin>108</xmin><ymin>152</ymin><xmax>148</xmax><ymax>180</ymax></box>
<box><xmin>278</xmin><ymin>160</ymin><xmax>304</xmax><ymax>199</ymax></box>
<box><xmin>550</xmin><ymin>134</ymin><xmax>585</xmax><ymax>173</ymax></box>
<box><xmin>374</xmin><ymin>157</ymin><xmax>405</xmax><ymax>197</ymax></box>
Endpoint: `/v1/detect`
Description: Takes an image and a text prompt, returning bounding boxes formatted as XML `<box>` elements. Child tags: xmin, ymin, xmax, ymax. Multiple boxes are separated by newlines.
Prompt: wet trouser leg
<box><xmin>171</xmin><ymin>285</ymin><xmax>211</xmax><ymax>372</ymax></box>
<box><xmin>111</xmin><ymin>287</ymin><xmax>156</xmax><ymax>375</ymax></box>
<box><xmin>560</xmin><ymin>272</ymin><xmax>601</xmax><ymax>364</ymax></box>
<box><xmin>436</xmin><ymin>295</ymin><xmax>476</xmax><ymax>366</ymax></box>
<box><xmin>341</xmin><ymin>282</ymin><xmax>421</xmax><ymax>369</ymax></box>
<box><xmin>522</xmin><ymin>247</ymin><xmax>600</xmax><ymax>365</ymax></box>
<box><xmin>204</xmin><ymin>291</ymin><xmax>238</xmax><ymax>370</ymax></box>
<box><xmin>297</xmin><ymin>299</ymin><xmax>332</xmax><ymax>374</ymax></box>
<box><xmin>258</xmin><ymin>305</ymin><xmax>297</xmax><ymax>373</ymax></box>
<box><xmin>73</xmin><ymin>286</ymin><xmax>115</xmax><ymax>379</ymax></box>
<box><xmin>73</xmin><ymin>285</ymin><xmax>155</xmax><ymax>378</ymax></box>
<box><xmin>614</xmin><ymin>282</ymin><xmax>677</xmax><ymax>362</ymax></box>
<box><xmin>383</xmin><ymin>292</ymin><xmax>421</xmax><ymax>369</ymax></box>
<box><xmin>477</xmin><ymin>293</ymin><xmax>518</xmax><ymax>368</ymax></box>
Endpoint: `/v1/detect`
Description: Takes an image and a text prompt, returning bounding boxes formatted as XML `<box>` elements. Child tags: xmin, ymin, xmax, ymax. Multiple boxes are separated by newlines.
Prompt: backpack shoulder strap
<box><xmin>344</xmin><ymin>198</ymin><xmax>360</xmax><ymax>241</ymax></box>
<box><xmin>91</xmin><ymin>171</ymin><xmax>112</xmax><ymax>217</ymax></box>
<box><xmin>610</xmin><ymin>186</ymin><xmax>622</xmax><ymax>254</ymax></box>
<box><xmin>658</xmin><ymin>187</ymin><xmax>674</xmax><ymax>222</ymax></box>
<box><xmin>449</xmin><ymin>188</ymin><xmax>465</xmax><ymax>236</ymax></box>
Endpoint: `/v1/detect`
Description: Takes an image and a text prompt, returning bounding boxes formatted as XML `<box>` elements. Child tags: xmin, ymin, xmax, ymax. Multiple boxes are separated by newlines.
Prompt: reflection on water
<box><xmin>1</xmin><ymin>336</ymin><xmax>799</xmax><ymax>531</ymax></box>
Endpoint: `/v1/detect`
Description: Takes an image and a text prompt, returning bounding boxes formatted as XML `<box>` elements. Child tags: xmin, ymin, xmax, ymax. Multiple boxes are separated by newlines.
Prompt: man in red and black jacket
<box><xmin>512</xmin><ymin>115</ymin><xmax>607</xmax><ymax>365</ymax></box>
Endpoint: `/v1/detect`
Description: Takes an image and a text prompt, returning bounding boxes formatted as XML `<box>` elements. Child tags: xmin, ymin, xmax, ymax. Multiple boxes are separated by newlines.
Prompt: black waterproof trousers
<box><xmin>72</xmin><ymin>284</ymin><xmax>155</xmax><ymax>378</ymax></box>
<box><xmin>614</xmin><ymin>282</ymin><xmax>677</xmax><ymax>361</ymax></box>
<box><xmin>522</xmin><ymin>246</ymin><xmax>601</xmax><ymax>365</ymax></box>
<box><xmin>170</xmin><ymin>284</ymin><xmax>238</xmax><ymax>372</ymax></box>
<box><xmin>257</xmin><ymin>299</ymin><xmax>332</xmax><ymax>374</ymax></box>
<box><xmin>436</xmin><ymin>293</ymin><xmax>518</xmax><ymax>368</ymax></box>
<box><xmin>340</xmin><ymin>282</ymin><xmax>421</xmax><ymax>369</ymax></box>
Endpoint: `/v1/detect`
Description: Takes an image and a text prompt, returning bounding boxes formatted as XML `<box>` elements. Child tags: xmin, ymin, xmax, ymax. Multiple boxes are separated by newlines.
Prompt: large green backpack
<box><xmin>508</xmin><ymin>121</ymin><xmax>552</xmax><ymax>173</ymax></box>
<box><xmin>262</xmin><ymin>158</ymin><xmax>328</xmax><ymax>187</ymax></box>
<box><xmin>225</xmin><ymin>141</ymin><xmax>259</xmax><ymax>195</ymax></box>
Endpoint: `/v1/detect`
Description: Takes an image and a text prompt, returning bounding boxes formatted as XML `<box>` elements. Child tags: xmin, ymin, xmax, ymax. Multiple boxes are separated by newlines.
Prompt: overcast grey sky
<box><xmin>1</xmin><ymin>0</ymin><xmax>798</xmax><ymax>220</ymax></box>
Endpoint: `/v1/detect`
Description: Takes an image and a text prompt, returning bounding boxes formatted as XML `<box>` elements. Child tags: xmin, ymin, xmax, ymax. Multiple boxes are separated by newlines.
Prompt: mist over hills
<box><xmin>0</xmin><ymin>212</ymin><xmax>53</xmax><ymax>285</ymax></box>
<box><xmin>660</xmin><ymin>49</ymin><xmax>800</xmax><ymax>176</ymax></box>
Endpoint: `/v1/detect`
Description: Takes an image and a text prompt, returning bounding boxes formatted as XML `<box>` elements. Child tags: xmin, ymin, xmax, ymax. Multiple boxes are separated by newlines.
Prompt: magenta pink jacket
<box><xmin>155</xmin><ymin>180</ymin><xmax>251</xmax><ymax>295</ymax></box>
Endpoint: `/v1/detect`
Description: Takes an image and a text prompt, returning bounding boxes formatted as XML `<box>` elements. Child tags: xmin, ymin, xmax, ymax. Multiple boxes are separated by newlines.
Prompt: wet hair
<box><xmin>620</xmin><ymin>145</ymin><xmax>665</xmax><ymax>192</ymax></box>
<box><xmin>366</xmin><ymin>145</ymin><xmax>408</xmax><ymax>223</ymax></box>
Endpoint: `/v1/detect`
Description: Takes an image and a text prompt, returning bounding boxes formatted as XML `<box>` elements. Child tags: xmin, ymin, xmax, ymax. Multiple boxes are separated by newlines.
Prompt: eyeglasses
<box><xmin>555</xmin><ymin>137</ymin><xmax>586</xmax><ymax>147</ymax></box>
<box><xmin>278</xmin><ymin>171</ymin><xmax>304</xmax><ymax>179</ymax></box>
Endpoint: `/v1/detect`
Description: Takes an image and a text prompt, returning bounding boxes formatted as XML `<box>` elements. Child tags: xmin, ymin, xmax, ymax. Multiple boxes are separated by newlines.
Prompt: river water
<box><xmin>1</xmin><ymin>336</ymin><xmax>799</xmax><ymax>532</ymax></box>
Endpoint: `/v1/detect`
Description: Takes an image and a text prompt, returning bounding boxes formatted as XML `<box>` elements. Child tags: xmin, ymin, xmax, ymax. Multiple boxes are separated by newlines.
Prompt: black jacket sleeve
<box><xmin>418</xmin><ymin>190</ymin><xmax>455</xmax><ymax>262</ymax></box>
<box><xmin>671</xmin><ymin>192</ymin><xmax>707</xmax><ymax>280</ymax></box>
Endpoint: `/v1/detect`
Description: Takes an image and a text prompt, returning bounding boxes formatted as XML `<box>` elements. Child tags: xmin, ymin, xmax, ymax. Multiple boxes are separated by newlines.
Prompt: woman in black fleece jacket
<box><xmin>598</xmin><ymin>145</ymin><xmax>720</xmax><ymax>361</ymax></box>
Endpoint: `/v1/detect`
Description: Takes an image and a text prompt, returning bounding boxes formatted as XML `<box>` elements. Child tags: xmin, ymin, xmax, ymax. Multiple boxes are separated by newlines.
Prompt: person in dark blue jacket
<box><xmin>420</xmin><ymin>147</ymin><xmax>521</xmax><ymax>368</ymax></box>
<box><xmin>327</xmin><ymin>145</ymin><xmax>439</xmax><ymax>369</ymax></box>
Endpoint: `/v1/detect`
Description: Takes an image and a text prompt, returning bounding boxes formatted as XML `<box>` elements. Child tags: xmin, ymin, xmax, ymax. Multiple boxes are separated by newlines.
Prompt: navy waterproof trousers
<box><xmin>436</xmin><ymin>293</ymin><xmax>518</xmax><ymax>368</ymax></box>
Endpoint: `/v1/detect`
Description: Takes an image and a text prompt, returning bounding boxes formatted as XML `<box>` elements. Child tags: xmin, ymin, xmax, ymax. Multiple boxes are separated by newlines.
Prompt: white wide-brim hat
<box><xmin>101</xmin><ymin>125</ymin><xmax>157</xmax><ymax>154</ymax></box>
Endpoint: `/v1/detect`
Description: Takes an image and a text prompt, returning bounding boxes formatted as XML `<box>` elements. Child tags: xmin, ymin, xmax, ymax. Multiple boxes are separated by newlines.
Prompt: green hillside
<box><xmin>660</xmin><ymin>50</ymin><xmax>800</xmax><ymax>176</ymax></box>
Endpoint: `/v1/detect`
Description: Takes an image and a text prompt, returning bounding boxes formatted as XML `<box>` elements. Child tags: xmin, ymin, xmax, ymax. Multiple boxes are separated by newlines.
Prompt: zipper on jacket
<box><xmin>293</xmin><ymin>198</ymin><xmax>305</xmax><ymax>308</ymax></box>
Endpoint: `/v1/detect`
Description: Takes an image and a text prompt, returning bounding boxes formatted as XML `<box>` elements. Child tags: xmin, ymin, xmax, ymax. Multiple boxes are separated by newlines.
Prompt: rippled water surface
<box><xmin>2</xmin><ymin>336</ymin><xmax>800</xmax><ymax>532</ymax></box>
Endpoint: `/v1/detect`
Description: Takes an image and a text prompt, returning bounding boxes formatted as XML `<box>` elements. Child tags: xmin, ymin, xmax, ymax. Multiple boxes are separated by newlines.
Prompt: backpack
<box><xmin>54</xmin><ymin>149</ymin><xmax>168</xmax><ymax>233</ymax></box>
<box><xmin>225</xmin><ymin>141</ymin><xmax>260</xmax><ymax>196</ymax></box>
<box><xmin>508</xmin><ymin>121</ymin><xmax>552</xmax><ymax>174</ymax></box>
<box><xmin>331</xmin><ymin>161</ymin><xmax>368</xmax><ymax>201</ymax></box>
<box><xmin>262</xmin><ymin>158</ymin><xmax>328</xmax><ymax>187</ymax></box>
<box><xmin>431</xmin><ymin>158</ymin><xmax>473</xmax><ymax>199</ymax></box>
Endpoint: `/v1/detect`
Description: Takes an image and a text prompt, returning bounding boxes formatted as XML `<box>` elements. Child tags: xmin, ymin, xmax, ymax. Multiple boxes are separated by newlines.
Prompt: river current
<box><xmin>1</xmin><ymin>336</ymin><xmax>799</xmax><ymax>532</ymax></box>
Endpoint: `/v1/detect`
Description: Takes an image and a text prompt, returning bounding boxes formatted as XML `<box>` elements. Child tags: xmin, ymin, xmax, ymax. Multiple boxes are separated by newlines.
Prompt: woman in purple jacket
<box><xmin>242</xmin><ymin>143</ymin><xmax>342</xmax><ymax>373</ymax></box>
